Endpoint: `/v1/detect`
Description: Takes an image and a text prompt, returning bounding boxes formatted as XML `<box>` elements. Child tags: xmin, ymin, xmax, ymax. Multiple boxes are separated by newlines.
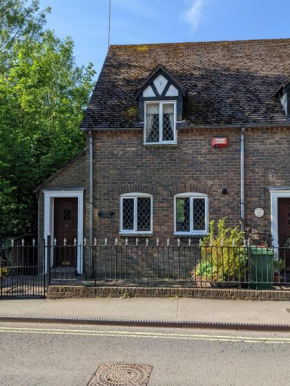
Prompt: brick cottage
<box><xmin>35</xmin><ymin>38</ymin><xmax>290</xmax><ymax>275</ymax></box>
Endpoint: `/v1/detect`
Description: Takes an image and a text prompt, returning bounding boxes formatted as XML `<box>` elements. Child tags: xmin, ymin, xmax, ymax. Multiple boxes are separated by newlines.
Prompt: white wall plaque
<box><xmin>254</xmin><ymin>208</ymin><xmax>264</xmax><ymax>218</ymax></box>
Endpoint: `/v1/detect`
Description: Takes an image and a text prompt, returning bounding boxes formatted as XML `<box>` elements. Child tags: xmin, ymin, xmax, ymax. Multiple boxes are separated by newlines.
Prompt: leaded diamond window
<box><xmin>121</xmin><ymin>194</ymin><xmax>152</xmax><ymax>234</ymax></box>
<box><xmin>175</xmin><ymin>194</ymin><xmax>208</xmax><ymax>235</ymax></box>
<box><xmin>137</xmin><ymin>198</ymin><xmax>151</xmax><ymax>231</ymax></box>
<box><xmin>122</xmin><ymin>199</ymin><xmax>134</xmax><ymax>230</ymax></box>
<box><xmin>193</xmin><ymin>199</ymin><xmax>205</xmax><ymax>230</ymax></box>
<box><xmin>146</xmin><ymin>104</ymin><xmax>159</xmax><ymax>143</ymax></box>
<box><xmin>163</xmin><ymin>104</ymin><xmax>174</xmax><ymax>141</ymax></box>
<box><xmin>176</xmin><ymin>198</ymin><xmax>190</xmax><ymax>232</ymax></box>
<box><xmin>145</xmin><ymin>102</ymin><xmax>176</xmax><ymax>144</ymax></box>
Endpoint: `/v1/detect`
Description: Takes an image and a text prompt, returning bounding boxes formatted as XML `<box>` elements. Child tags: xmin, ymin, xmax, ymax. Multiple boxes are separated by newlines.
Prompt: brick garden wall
<box><xmin>47</xmin><ymin>285</ymin><xmax>290</xmax><ymax>301</ymax></box>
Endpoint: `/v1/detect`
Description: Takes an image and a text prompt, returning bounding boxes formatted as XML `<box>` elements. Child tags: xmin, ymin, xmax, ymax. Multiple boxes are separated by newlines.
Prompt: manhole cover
<box><xmin>88</xmin><ymin>363</ymin><xmax>153</xmax><ymax>386</ymax></box>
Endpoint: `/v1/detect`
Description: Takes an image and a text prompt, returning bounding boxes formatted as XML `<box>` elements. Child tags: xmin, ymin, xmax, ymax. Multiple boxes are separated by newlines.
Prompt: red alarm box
<box><xmin>212</xmin><ymin>137</ymin><xmax>228</xmax><ymax>148</ymax></box>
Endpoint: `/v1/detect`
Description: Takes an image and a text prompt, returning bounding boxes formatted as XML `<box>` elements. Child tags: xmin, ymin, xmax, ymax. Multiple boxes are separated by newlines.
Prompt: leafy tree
<box><xmin>0</xmin><ymin>0</ymin><xmax>50</xmax><ymax>70</ymax></box>
<box><xmin>0</xmin><ymin>1</ymin><xmax>96</xmax><ymax>237</ymax></box>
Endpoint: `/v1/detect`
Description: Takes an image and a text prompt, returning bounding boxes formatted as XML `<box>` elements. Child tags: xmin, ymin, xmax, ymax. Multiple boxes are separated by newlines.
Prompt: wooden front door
<box><xmin>278</xmin><ymin>198</ymin><xmax>290</xmax><ymax>246</ymax></box>
<box><xmin>54</xmin><ymin>198</ymin><xmax>78</xmax><ymax>267</ymax></box>
<box><xmin>278</xmin><ymin>198</ymin><xmax>290</xmax><ymax>271</ymax></box>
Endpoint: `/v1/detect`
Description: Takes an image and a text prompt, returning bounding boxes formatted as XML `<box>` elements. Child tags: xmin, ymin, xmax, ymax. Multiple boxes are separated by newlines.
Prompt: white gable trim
<box><xmin>166</xmin><ymin>85</ymin><xmax>179</xmax><ymax>97</ymax></box>
<box><xmin>153</xmin><ymin>74</ymin><xmax>168</xmax><ymax>95</ymax></box>
<box><xmin>143</xmin><ymin>85</ymin><xmax>156</xmax><ymax>97</ymax></box>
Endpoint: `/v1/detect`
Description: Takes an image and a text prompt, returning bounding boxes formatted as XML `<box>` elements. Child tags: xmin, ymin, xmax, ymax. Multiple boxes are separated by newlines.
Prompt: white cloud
<box><xmin>181</xmin><ymin>0</ymin><xmax>210</xmax><ymax>32</ymax></box>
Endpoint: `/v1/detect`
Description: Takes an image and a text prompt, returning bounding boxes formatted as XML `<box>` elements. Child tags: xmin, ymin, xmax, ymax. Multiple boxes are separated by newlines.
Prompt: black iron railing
<box><xmin>1</xmin><ymin>238</ymin><xmax>290</xmax><ymax>291</ymax></box>
<box><xmin>47</xmin><ymin>238</ymin><xmax>290</xmax><ymax>288</ymax></box>
<box><xmin>0</xmin><ymin>239</ymin><xmax>46</xmax><ymax>298</ymax></box>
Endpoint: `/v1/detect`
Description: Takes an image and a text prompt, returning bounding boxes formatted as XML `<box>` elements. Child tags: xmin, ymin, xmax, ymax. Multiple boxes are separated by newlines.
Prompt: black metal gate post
<box><xmin>43</xmin><ymin>238</ymin><xmax>46</xmax><ymax>297</ymax></box>
<box><xmin>47</xmin><ymin>234</ymin><xmax>51</xmax><ymax>286</ymax></box>
<box><xmin>0</xmin><ymin>243</ymin><xmax>3</xmax><ymax>297</ymax></box>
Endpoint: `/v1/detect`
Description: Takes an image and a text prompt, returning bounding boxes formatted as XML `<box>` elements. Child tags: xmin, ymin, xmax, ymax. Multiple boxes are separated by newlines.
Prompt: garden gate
<box><xmin>0</xmin><ymin>239</ymin><xmax>46</xmax><ymax>298</ymax></box>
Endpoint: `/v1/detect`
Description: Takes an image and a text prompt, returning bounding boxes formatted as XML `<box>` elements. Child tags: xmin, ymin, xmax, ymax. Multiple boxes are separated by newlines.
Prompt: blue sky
<box><xmin>39</xmin><ymin>0</ymin><xmax>290</xmax><ymax>77</ymax></box>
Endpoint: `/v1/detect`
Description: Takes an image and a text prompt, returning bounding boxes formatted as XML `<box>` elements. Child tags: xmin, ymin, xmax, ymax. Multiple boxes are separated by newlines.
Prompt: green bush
<box><xmin>0</xmin><ymin>267</ymin><xmax>8</xmax><ymax>278</ymax></box>
<box><xmin>192</xmin><ymin>219</ymin><xmax>247</xmax><ymax>283</ymax></box>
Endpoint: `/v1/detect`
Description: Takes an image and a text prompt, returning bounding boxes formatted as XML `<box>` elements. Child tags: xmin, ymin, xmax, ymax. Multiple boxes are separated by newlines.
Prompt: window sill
<box><xmin>174</xmin><ymin>233</ymin><xmax>208</xmax><ymax>237</ymax></box>
<box><xmin>119</xmin><ymin>233</ymin><xmax>153</xmax><ymax>238</ymax></box>
<box><xmin>143</xmin><ymin>143</ymin><xmax>178</xmax><ymax>148</ymax></box>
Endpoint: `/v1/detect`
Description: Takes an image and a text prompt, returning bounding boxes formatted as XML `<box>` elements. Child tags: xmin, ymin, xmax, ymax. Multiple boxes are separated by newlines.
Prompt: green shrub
<box><xmin>192</xmin><ymin>219</ymin><xmax>247</xmax><ymax>283</ymax></box>
<box><xmin>0</xmin><ymin>267</ymin><xmax>8</xmax><ymax>278</ymax></box>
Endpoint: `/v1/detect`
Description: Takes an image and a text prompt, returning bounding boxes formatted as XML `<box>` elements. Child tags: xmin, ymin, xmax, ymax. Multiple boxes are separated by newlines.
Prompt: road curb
<box><xmin>1</xmin><ymin>315</ymin><xmax>290</xmax><ymax>331</ymax></box>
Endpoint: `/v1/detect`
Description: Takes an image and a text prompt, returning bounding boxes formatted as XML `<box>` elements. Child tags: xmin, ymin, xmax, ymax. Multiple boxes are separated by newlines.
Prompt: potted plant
<box><xmin>273</xmin><ymin>258</ymin><xmax>285</xmax><ymax>283</ymax></box>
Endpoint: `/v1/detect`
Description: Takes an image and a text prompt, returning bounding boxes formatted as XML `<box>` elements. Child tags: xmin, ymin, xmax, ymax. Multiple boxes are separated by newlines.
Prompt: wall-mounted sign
<box><xmin>254</xmin><ymin>208</ymin><xmax>264</xmax><ymax>218</ymax></box>
<box><xmin>98</xmin><ymin>211</ymin><xmax>115</xmax><ymax>218</ymax></box>
<box><xmin>212</xmin><ymin>137</ymin><xmax>228</xmax><ymax>148</ymax></box>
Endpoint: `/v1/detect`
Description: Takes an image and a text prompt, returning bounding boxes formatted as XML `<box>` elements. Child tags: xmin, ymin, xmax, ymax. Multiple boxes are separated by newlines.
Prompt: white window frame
<box><xmin>174</xmin><ymin>193</ymin><xmax>209</xmax><ymax>236</ymax></box>
<box><xmin>144</xmin><ymin>101</ymin><xmax>177</xmax><ymax>145</ymax></box>
<box><xmin>120</xmin><ymin>193</ymin><xmax>153</xmax><ymax>235</ymax></box>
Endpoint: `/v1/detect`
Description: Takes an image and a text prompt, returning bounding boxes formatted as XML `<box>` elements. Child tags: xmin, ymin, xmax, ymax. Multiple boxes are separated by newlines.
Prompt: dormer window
<box><xmin>276</xmin><ymin>81</ymin><xmax>290</xmax><ymax>119</ymax></box>
<box><xmin>145</xmin><ymin>101</ymin><xmax>176</xmax><ymax>144</ymax></box>
<box><xmin>135</xmin><ymin>65</ymin><xmax>186</xmax><ymax>145</ymax></box>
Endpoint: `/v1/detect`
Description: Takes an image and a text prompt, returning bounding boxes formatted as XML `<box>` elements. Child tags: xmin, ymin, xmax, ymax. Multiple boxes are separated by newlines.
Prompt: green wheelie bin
<box><xmin>249</xmin><ymin>247</ymin><xmax>274</xmax><ymax>290</ymax></box>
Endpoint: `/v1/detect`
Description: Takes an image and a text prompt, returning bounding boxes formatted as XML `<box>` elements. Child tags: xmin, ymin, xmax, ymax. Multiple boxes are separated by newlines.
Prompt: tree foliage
<box><xmin>0</xmin><ymin>1</ymin><xmax>96</xmax><ymax>236</ymax></box>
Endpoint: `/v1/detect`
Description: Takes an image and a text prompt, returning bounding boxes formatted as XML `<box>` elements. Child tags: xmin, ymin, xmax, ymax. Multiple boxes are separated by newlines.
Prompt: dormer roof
<box><xmin>275</xmin><ymin>81</ymin><xmax>290</xmax><ymax>119</ymax></box>
<box><xmin>275</xmin><ymin>81</ymin><xmax>290</xmax><ymax>98</ymax></box>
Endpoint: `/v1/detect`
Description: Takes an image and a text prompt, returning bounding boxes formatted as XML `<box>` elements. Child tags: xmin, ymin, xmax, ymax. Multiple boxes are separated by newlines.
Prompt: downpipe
<box><xmin>240</xmin><ymin>127</ymin><xmax>245</xmax><ymax>230</ymax></box>
<box><xmin>89</xmin><ymin>131</ymin><xmax>93</xmax><ymax>271</ymax></box>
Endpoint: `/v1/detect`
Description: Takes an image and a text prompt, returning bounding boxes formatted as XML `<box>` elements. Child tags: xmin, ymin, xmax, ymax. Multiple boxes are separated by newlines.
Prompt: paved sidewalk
<box><xmin>1</xmin><ymin>297</ymin><xmax>290</xmax><ymax>325</ymax></box>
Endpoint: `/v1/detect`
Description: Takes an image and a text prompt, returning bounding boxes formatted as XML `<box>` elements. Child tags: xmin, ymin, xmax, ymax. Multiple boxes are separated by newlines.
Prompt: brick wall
<box><xmin>47</xmin><ymin>285</ymin><xmax>290</xmax><ymax>301</ymax></box>
<box><xmin>37</xmin><ymin>126</ymin><xmax>290</xmax><ymax>274</ymax></box>
<box><xmin>93</xmin><ymin>128</ymin><xmax>241</xmax><ymax>242</ymax></box>
<box><xmin>38</xmin><ymin>151</ymin><xmax>88</xmax><ymax>246</ymax></box>
<box><xmin>92</xmin><ymin>126</ymin><xmax>290</xmax><ymax>243</ymax></box>
<box><xmin>245</xmin><ymin>127</ymin><xmax>290</xmax><ymax>234</ymax></box>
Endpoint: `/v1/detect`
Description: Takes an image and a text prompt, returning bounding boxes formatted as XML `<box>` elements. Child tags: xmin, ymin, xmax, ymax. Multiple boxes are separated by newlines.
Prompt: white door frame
<box><xmin>43</xmin><ymin>189</ymin><xmax>84</xmax><ymax>274</ymax></box>
<box><xmin>270</xmin><ymin>188</ymin><xmax>290</xmax><ymax>247</ymax></box>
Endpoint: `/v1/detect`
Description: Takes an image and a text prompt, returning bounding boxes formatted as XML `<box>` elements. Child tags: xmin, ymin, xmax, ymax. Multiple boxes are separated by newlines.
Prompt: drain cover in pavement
<box><xmin>88</xmin><ymin>363</ymin><xmax>153</xmax><ymax>386</ymax></box>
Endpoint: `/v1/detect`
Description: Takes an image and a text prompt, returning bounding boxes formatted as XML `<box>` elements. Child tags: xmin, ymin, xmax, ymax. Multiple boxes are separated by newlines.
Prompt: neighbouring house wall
<box><xmin>93</xmin><ymin>128</ymin><xmax>241</xmax><ymax>242</ymax></box>
<box><xmin>37</xmin><ymin>151</ymin><xmax>88</xmax><ymax>246</ymax></box>
<box><xmin>245</xmin><ymin>127</ymin><xmax>290</xmax><ymax>235</ymax></box>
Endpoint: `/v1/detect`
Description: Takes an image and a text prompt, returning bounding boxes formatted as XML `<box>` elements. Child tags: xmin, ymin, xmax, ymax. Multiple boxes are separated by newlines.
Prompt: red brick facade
<box><xmin>38</xmin><ymin>126</ymin><xmax>290</xmax><ymax>249</ymax></box>
<box><xmin>93</xmin><ymin>128</ymin><xmax>240</xmax><ymax>242</ymax></box>
<box><xmin>90</xmin><ymin>126</ymin><xmax>290</xmax><ymax>243</ymax></box>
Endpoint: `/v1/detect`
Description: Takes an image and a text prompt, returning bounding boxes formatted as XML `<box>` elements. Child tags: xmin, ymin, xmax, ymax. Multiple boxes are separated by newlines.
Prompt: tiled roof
<box><xmin>81</xmin><ymin>39</ymin><xmax>290</xmax><ymax>129</ymax></box>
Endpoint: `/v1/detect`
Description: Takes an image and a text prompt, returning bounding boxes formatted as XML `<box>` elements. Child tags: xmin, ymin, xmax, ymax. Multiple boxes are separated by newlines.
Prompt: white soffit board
<box><xmin>166</xmin><ymin>84</ymin><xmax>179</xmax><ymax>97</ymax></box>
<box><xmin>153</xmin><ymin>75</ymin><xmax>168</xmax><ymax>95</ymax></box>
<box><xmin>143</xmin><ymin>85</ymin><xmax>155</xmax><ymax>97</ymax></box>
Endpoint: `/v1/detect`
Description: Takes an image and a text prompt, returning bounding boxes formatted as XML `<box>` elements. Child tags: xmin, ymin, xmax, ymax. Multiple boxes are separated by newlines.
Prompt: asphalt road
<box><xmin>1</xmin><ymin>322</ymin><xmax>290</xmax><ymax>386</ymax></box>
